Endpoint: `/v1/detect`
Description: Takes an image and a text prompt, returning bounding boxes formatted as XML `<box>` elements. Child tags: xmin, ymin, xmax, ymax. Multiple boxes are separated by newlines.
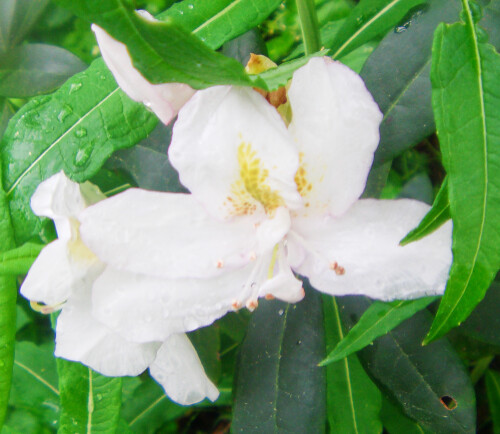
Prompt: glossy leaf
<box><xmin>0</xmin><ymin>43</ymin><xmax>87</xmax><ymax>98</ymax></box>
<box><xmin>321</xmin><ymin>296</ymin><xmax>436</xmax><ymax>365</ymax></box>
<box><xmin>0</xmin><ymin>0</ymin><xmax>50</xmax><ymax>53</ymax></box>
<box><xmin>361</xmin><ymin>0</ymin><xmax>462</xmax><ymax>166</ymax></box>
<box><xmin>400</xmin><ymin>177</ymin><xmax>450</xmax><ymax>245</ymax></box>
<box><xmin>9</xmin><ymin>341</ymin><xmax>59</xmax><ymax>427</ymax></box>
<box><xmin>121</xmin><ymin>377</ymin><xmax>185</xmax><ymax>434</ymax></box>
<box><xmin>189</xmin><ymin>326</ymin><xmax>221</xmax><ymax>386</ymax></box>
<box><xmin>232</xmin><ymin>289</ymin><xmax>325</xmax><ymax>433</ymax></box>
<box><xmin>323</xmin><ymin>296</ymin><xmax>382</xmax><ymax>433</ymax></box>
<box><xmin>0</xmin><ymin>161</ymin><xmax>16</xmax><ymax>428</ymax></box>
<box><xmin>0</xmin><ymin>58</ymin><xmax>157</xmax><ymax>245</ymax></box>
<box><xmin>57</xmin><ymin>0</ymin><xmax>263</xmax><ymax>89</ymax></box>
<box><xmin>330</xmin><ymin>0</ymin><xmax>425</xmax><ymax>60</ymax></box>
<box><xmin>0</xmin><ymin>99</ymin><xmax>14</xmax><ymax>137</ymax></box>
<box><xmin>381</xmin><ymin>398</ymin><xmax>432</xmax><ymax>434</ymax></box>
<box><xmin>339</xmin><ymin>296</ymin><xmax>476</xmax><ymax>433</ymax></box>
<box><xmin>0</xmin><ymin>242</ymin><xmax>43</xmax><ymax>275</ymax></box>
<box><xmin>486</xmin><ymin>370</ymin><xmax>500</xmax><ymax>433</ymax></box>
<box><xmin>426</xmin><ymin>0</ymin><xmax>500</xmax><ymax>342</ymax></box>
<box><xmin>57</xmin><ymin>359</ymin><xmax>122</xmax><ymax>434</ymax></box>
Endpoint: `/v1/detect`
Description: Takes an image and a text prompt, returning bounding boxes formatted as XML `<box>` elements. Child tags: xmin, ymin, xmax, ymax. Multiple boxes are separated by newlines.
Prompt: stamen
<box><xmin>249</xmin><ymin>251</ymin><xmax>257</xmax><ymax>261</ymax></box>
<box><xmin>329</xmin><ymin>261</ymin><xmax>345</xmax><ymax>275</ymax></box>
<box><xmin>216</xmin><ymin>259</ymin><xmax>224</xmax><ymax>268</ymax></box>
<box><xmin>265</xmin><ymin>294</ymin><xmax>275</xmax><ymax>300</ymax></box>
<box><xmin>268</xmin><ymin>244</ymin><xmax>279</xmax><ymax>278</ymax></box>
<box><xmin>30</xmin><ymin>300</ymin><xmax>64</xmax><ymax>314</ymax></box>
<box><xmin>246</xmin><ymin>299</ymin><xmax>259</xmax><ymax>311</ymax></box>
<box><xmin>232</xmin><ymin>300</ymin><xmax>242</xmax><ymax>310</ymax></box>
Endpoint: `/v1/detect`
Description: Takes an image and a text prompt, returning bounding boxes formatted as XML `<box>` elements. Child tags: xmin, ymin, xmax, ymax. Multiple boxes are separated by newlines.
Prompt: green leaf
<box><xmin>0</xmin><ymin>0</ymin><xmax>50</xmax><ymax>53</ymax></box>
<box><xmin>57</xmin><ymin>359</ymin><xmax>122</xmax><ymax>434</ymax></box>
<box><xmin>486</xmin><ymin>370</ymin><xmax>500</xmax><ymax>433</ymax></box>
<box><xmin>232</xmin><ymin>289</ymin><xmax>326</xmax><ymax>433</ymax></box>
<box><xmin>339</xmin><ymin>296</ymin><xmax>476</xmax><ymax>433</ymax></box>
<box><xmin>0</xmin><ymin>99</ymin><xmax>14</xmax><ymax>137</ymax></box>
<box><xmin>9</xmin><ymin>341</ymin><xmax>59</xmax><ymax>427</ymax></box>
<box><xmin>321</xmin><ymin>296</ymin><xmax>436</xmax><ymax>365</ymax></box>
<box><xmin>57</xmin><ymin>0</ymin><xmax>263</xmax><ymax>89</ymax></box>
<box><xmin>425</xmin><ymin>0</ymin><xmax>500</xmax><ymax>342</ymax></box>
<box><xmin>0</xmin><ymin>242</ymin><xmax>43</xmax><ymax>275</ymax></box>
<box><xmin>323</xmin><ymin>296</ymin><xmax>382</xmax><ymax>433</ymax></box>
<box><xmin>400</xmin><ymin>177</ymin><xmax>450</xmax><ymax>245</ymax></box>
<box><xmin>188</xmin><ymin>326</ymin><xmax>221</xmax><ymax>385</ymax></box>
<box><xmin>380</xmin><ymin>398</ymin><xmax>432</xmax><ymax>434</ymax></box>
<box><xmin>1</xmin><ymin>58</ymin><xmax>157</xmax><ymax>245</ymax></box>
<box><xmin>222</xmin><ymin>28</ymin><xmax>268</xmax><ymax>65</ymax></box>
<box><xmin>361</xmin><ymin>0</ymin><xmax>462</xmax><ymax>166</ymax></box>
<box><xmin>160</xmin><ymin>0</ymin><xmax>282</xmax><ymax>51</ymax></box>
<box><xmin>330</xmin><ymin>0</ymin><xmax>425</xmax><ymax>60</ymax></box>
<box><xmin>0</xmin><ymin>43</ymin><xmax>87</xmax><ymax>98</ymax></box>
<box><xmin>0</xmin><ymin>158</ymin><xmax>16</xmax><ymax>428</ymax></box>
<box><xmin>121</xmin><ymin>377</ymin><xmax>185</xmax><ymax>434</ymax></box>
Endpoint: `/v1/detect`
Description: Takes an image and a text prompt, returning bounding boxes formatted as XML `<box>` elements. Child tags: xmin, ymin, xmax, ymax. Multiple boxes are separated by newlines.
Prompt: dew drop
<box><xmin>188</xmin><ymin>4</ymin><xmax>193</xmax><ymax>9</ymax></box>
<box><xmin>74</xmin><ymin>127</ymin><xmax>87</xmax><ymax>138</ymax></box>
<box><xmin>0</xmin><ymin>360</ymin><xmax>5</xmax><ymax>368</ymax></box>
<box><xmin>278</xmin><ymin>309</ymin><xmax>284</xmax><ymax>316</ymax></box>
<box><xmin>57</xmin><ymin>104</ymin><xmax>73</xmax><ymax>122</ymax></box>
<box><xmin>96</xmin><ymin>393</ymin><xmax>103</xmax><ymax>401</ymax></box>
<box><xmin>13</xmin><ymin>131</ymin><xmax>20</xmax><ymax>138</ymax></box>
<box><xmin>179</xmin><ymin>10</ymin><xmax>184</xmax><ymax>15</ymax></box>
<box><xmin>69</xmin><ymin>82</ymin><xmax>82</xmax><ymax>94</ymax></box>
<box><xmin>74</xmin><ymin>146</ymin><xmax>92</xmax><ymax>167</ymax></box>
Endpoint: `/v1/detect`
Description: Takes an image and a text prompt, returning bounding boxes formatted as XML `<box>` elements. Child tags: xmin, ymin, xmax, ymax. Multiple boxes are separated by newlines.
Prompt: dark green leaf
<box><xmin>458</xmin><ymin>281</ymin><xmax>500</xmax><ymax>346</ymax></box>
<box><xmin>57</xmin><ymin>0</ymin><xmax>263</xmax><ymax>89</ymax></box>
<box><xmin>323</xmin><ymin>296</ymin><xmax>382</xmax><ymax>433</ymax></box>
<box><xmin>222</xmin><ymin>28</ymin><xmax>268</xmax><ymax>65</ymax></box>
<box><xmin>189</xmin><ymin>326</ymin><xmax>221</xmax><ymax>385</ymax></box>
<box><xmin>339</xmin><ymin>296</ymin><xmax>476</xmax><ymax>433</ymax></box>
<box><xmin>0</xmin><ymin>242</ymin><xmax>43</xmax><ymax>275</ymax></box>
<box><xmin>1</xmin><ymin>58</ymin><xmax>157</xmax><ymax>245</ymax></box>
<box><xmin>400</xmin><ymin>177</ymin><xmax>450</xmax><ymax>245</ymax></box>
<box><xmin>481</xmin><ymin>0</ymin><xmax>500</xmax><ymax>50</ymax></box>
<box><xmin>380</xmin><ymin>398</ymin><xmax>432</xmax><ymax>434</ymax></box>
<box><xmin>399</xmin><ymin>172</ymin><xmax>434</xmax><ymax>204</ymax></box>
<box><xmin>0</xmin><ymin>43</ymin><xmax>87</xmax><ymax>98</ymax></box>
<box><xmin>9</xmin><ymin>341</ymin><xmax>59</xmax><ymax>427</ymax></box>
<box><xmin>426</xmin><ymin>0</ymin><xmax>500</xmax><ymax>342</ymax></box>
<box><xmin>0</xmin><ymin>99</ymin><xmax>14</xmax><ymax>137</ymax></box>
<box><xmin>57</xmin><ymin>359</ymin><xmax>122</xmax><ymax>434</ymax></box>
<box><xmin>232</xmin><ymin>289</ymin><xmax>325</xmax><ymax>433</ymax></box>
<box><xmin>486</xmin><ymin>370</ymin><xmax>500</xmax><ymax>433</ymax></box>
<box><xmin>121</xmin><ymin>377</ymin><xmax>185</xmax><ymax>434</ymax></box>
<box><xmin>361</xmin><ymin>0</ymin><xmax>462</xmax><ymax>166</ymax></box>
<box><xmin>321</xmin><ymin>297</ymin><xmax>436</xmax><ymax>365</ymax></box>
<box><xmin>330</xmin><ymin>0</ymin><xmax>425</xmax><ymax>60</ymax></box>
<box><xmin>0</xmin><ymin>0</ymin><xmax>50</xmax><ymax>53</ymax></box>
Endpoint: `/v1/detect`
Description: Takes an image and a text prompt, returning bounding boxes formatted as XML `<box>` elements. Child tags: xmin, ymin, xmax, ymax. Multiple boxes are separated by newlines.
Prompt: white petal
<box><xmin>256</xmin><ymin>207</ymin><xmax>291</xmax><ymax>253</ymax></box>
<box><xmin>92</xmin><ymin>15</ymin><xmax>194</xmax><ymax>125</ymax></box>
<box><xmin>288</xmin><ymin>57</ymin><xmax>383</xmax><ymax>217</ymax></box>
<box><xmin>150</xmin><ymin>334</ymin><xmax>219</xmax><ymax>405</ymax></box>
<box><xmin>91</xmin><ymin>265</ymin><xmax>254</xmax><ymax>342</ymax></box>
<box><xmin>259</xmin><ymin>270</ymin><xmax>304</xmax><ymax>303</ymax></box>
<box><xmin>291</xmin><ymin>199</ymin><xmax>452</xmax><ymax>301</ymax></box>
<box><xmin>20</xmin><ymin>239</ymin><xmax>102</xmax><ymax>306</ymax></box>
<box><xmin>170</xmin><ymin>86</ymin><xmax>303</xmax><ymax>220</ymax></box>
<box><xmin>55</xmin><ymin>286</ymin><xmax>160</xmax><ymax>376</ymax></box>
<box><xmin>80</xmin><ymin>190</ymin><xmax>260</xmax><ymax>279</ymax></box>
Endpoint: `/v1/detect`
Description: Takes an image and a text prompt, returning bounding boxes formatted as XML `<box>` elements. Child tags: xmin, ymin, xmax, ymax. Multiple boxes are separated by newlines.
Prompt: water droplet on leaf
<box><xmin>69</xmin><ymin>82</ymin><xmax>82</xmax><ymax>94</ymax></box>
<box><xmin>74</xmin><ymin>146</ymin><xmax>92</xmax><ymax>167</ymax></box>
<box><xmin>74</xmin><ymin>127</ymin><xmax>87</xmax><ymax>138</ymax></box>
<box><xmin>58</xmin><ymin>104</ymin><xmax>73</xmax><ymax>122</ymax></box>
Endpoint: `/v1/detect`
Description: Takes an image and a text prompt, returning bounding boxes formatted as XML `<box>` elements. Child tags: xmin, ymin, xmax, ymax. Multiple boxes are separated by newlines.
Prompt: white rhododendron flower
<box><xmin>77</xmin><ymin>57</ymin><xmax>452</xmax><ymax>344</ymax></box>
<box><xmin>20</xmin><ymin>172</ymin><xmax>218</xmax><ymax>406</ymax></box>
<box><xmin>92</xmin><ymin>10</ymin><xmax>195</xmax><ymax>125</ymax></box>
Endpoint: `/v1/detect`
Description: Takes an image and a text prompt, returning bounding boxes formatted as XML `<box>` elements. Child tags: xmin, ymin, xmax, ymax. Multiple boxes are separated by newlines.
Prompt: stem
<box><xmin>470</xmin><ymin>355</ymin><xmax>494</xmax><ymax>385</ymax></box>
<box><xmin>296</xmin><ymin>0</ymin><xmax>321</xmax><ymax>55</ymax></box>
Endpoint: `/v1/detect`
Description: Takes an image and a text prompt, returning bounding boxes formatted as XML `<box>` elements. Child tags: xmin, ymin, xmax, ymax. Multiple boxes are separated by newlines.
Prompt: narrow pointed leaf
<box><xmin>330</xmin><ymin>0</ymin><xmax>425</xmax><ymax>60</ymax></box>
<box><xmin>0</xmin><ymin>163</ymin><xmax>16</xmax><ymax>428</ymax></box>
<box><xmin>232</xmin><ymin>289</ymin><xmax>325</xmax><ymax>433</ymax></box>
<box><xmin>0</xmin><ymin>242</ymin><xmax>43</xmax><ymax>275</ymax></box>
<box><xmin>57</xmin><ymin>359</ymin><xmax>122</xmax><ymax>434</ymax></box>
<box><xmin>339</xmin><ymin>296</ymin><xmax>476</xmax><ymax>433</ymax></box>
<box><xmin>361</xmin><ymin>0</ymin><xmax>462</xmax><ymax>166</ymax></box>
<box><xmin>400</xmin><ymin>177</ymin><xmax>450</xmax><ymax>245</ymax></box>
<box><xmin>426</xmin><ymin>0</ymin><xmax>500</xmax><ymax>342</ymax></box>
<box><xmin>323</xmin><ymin>296</ymin><xmax>382</xmax><ymax>433</ymax></box>
<box><xmin>485</xmin><ymin>370</ymin><xmax>500</xmax><ymax>433</ymax></box>
<box><xmin>321</xmin><ymin>296</ymin><xmax>436</xmax><ymax>365</ymax></box>
<box><xmin>381</xmin><ymin>399</ymin><xmax>432</xmax><ymax>434</ymax></box>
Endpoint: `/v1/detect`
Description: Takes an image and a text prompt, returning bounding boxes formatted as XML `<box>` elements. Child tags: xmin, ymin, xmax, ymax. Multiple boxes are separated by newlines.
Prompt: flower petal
<box><xmin>169</xmin><ymin>86</ymin><xmax>303</xmax><ymax>220</ymax></box>
<box><xmin>91</xmin><ymin>265</ymin><xmax>255</xmax><ymax>342</ymax></box>
<box><xmin>288</xmin><ymin>57</ymin><xmax>383</xmax><ymax>217</ymax></box>
<box><xmin>20</xmin><ymin>239</ymin><xmax>102</xmax><ymax>306</ymax></box>
<box><xmin>55</xmin><ymin>286</ymin><xmax>160</xmax><ymax>376</ymax></box>
<box><xmin>80</xmin><ymin>190</ymin><xmax>261</xmax><ymax>279</ymax></box>
<box><xmin>92</xmin><ymin>12</ymin><xmax>194</xmax><ymax>125</ymax></box>
<box><xmin>290</xmin><ymin>199</ymin><xmax>452</xmax><ymax>300</ymax></box>
<box><xmin>149</xmin><ymin>334</ymin><xmax>219</xmax><ymax>405</ymax></box>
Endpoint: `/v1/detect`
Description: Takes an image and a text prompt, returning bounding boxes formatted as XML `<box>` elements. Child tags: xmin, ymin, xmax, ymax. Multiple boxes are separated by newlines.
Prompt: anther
<box><xmin>249</xmin><ymin>251</ymin><xmax>257</xmax><ymax>261</ymax></box>
<box><xmin>246</xmin><ymin>299</ymin><xmax>259</xmax><ymax>311</ymax></box>
<box><xmin>265</xmin><ymin>294</ymin><xmax>275</xmax><ymax>300</ymax></box>
<box><xmin>216</xmin><ymin>259</ymin><xmax>224</xmax><ymax>269</ymax></box>
<box><xmin>329</xmin><ymin>261</ymin><xmax>345</xmax><ymax>275</ymax></box>
<box><xmin>232</xmin><ymin>300</ymin><xmax>242</xmax><ymax>310</ymax></box>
